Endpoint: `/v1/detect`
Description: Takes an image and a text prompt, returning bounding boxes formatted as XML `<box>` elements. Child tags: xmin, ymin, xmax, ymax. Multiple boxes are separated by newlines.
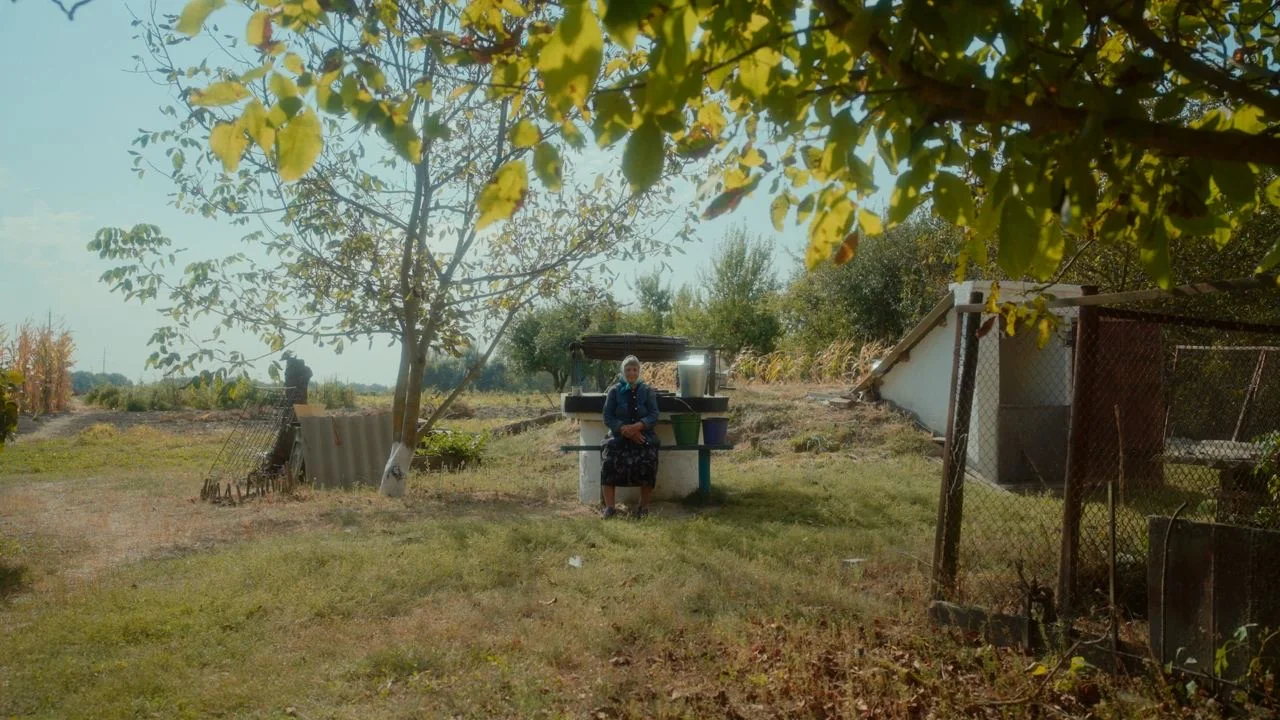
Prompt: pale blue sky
<box><xmin>0</xmin><ymin>2</ymin><xmax>890</xmax><ymax>384</ymax></box>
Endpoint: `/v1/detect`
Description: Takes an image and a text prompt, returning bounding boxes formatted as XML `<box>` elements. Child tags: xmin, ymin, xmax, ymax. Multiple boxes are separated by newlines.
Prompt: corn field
<box><xmin>1</xmin><ymin>323</ymin><xmax>75</xmax><ymax>417</ymax></box>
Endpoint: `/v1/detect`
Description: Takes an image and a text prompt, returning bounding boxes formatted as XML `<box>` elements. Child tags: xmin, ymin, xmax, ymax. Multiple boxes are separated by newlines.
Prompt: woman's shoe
<box><xmin>602</xmin><ymin>506</ymin><xmax>618</xmax><ymax>519</ymax></box>
<box><xmin>632</xmin><ymin>506</ymin><xmax>650</xmax><ymax>520</ymax></box>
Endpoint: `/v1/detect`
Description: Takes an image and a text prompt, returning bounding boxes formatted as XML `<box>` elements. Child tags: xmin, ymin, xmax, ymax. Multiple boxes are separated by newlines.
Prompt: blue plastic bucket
<box><xmin>702</xmin><ymin>417</ymin><xmax>728</xmax><ymax>446</ymax></box>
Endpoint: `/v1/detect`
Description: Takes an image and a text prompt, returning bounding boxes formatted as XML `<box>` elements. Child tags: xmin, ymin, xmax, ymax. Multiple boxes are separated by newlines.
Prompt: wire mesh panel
<box><xmin>200</xmin><ymin>386</ymin><xmax>296</xmax><ymax>503</ymax></box>
<box><xmin>941</xmin><ymin>285</ymin><xmax>1280</xmax><ymax>639</ymax></box>
<box><xmin>952</xmin><ymin>320</ymin><xmax>1075</xmax><ymax>614</ymax></box>
<box><xmin>1072</xmin><ymin>319</ymin><xmax>1280</xmax><ymax>622</ymax></box>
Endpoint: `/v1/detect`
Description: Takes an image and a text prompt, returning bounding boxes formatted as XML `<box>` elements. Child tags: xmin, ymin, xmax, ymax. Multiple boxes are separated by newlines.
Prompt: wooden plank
<box><xmin>954</xmin><ymin>274</ymin><xmax>1278</xmax><ymax>313</ymax></box>
<box><xmin>1058</xmin><ymin>286</ymin><xmax>1097</xmax><ymax>618</ymax></box>
<box><xmin>856</xmin><ymin>292</ymin><xmax>956</xmax><ymax>391</ymax></box>
<box><xmin>933</xmin><ymin>291</ymin><xmax>982</xmax><ymax>600</ymax></box>
<box><xmin>558</xmin><ymin>444</ymin><xmax>735</xmax><ymax>452</ymax></box>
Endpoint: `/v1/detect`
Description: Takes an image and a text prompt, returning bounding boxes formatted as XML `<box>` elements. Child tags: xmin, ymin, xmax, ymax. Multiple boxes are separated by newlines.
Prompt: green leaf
<box><xmin>190</xmin><ymin>81</ymin><xmax>249</xmax><ymax>107</ymax></box>
<box><xmin>1139</xmin><ymin>221</ymin><xmax>1173</xmax><ymax>288</ymax></box>
<box><xmin>414</xmin><ymin>79</ymin><xmax>433</xmax><ymax>103</ymax></box>
<box><xmin>210</xmin><ymin>121</ymin><xmax>248</xmax><ymax>173</ymax></box>
<box><xmin>1211</xmin><ymin>161</ymin><xmax>1257</xmax><ymax>206</ymax></box>
<box><xmin>389</xmin><ymin>123</ymin><xmax>422</xmax><ymax>163</ymax></box>
<box><xmin>796</xmin><ymin>194</ymin><xmax>816</xmax><ymax>225</ymax></box>
<box><xmin>933</xmin><ymin>171</ymin><xmax>977</xmax><ymax>226</ymax></box>
<box><xmin>476</xmin><ymin>160</ymin><xmax>530</xmax><ymax>230</ymax></box>
<box><xmin>176</xmin><ymin>0</ymin><xmax>225</xmax><ymax>36</ymax></box>
<box><xmin>276</xmin><ymin>109</ymin><xmax>323</xmax><ymax>182</ymax></box>
<box><xmin>770</xmin><ymin>195</ymin><xmax>790</xmax><ymax>232</ymax></box>
<box><xmin>1256</xmin><ymin>240</ymin><xmax>1280</xmax><ymax>274</ymax></box>
<box><xmin>536</xmin><ymin>0</ymin><xmax>604</xmax><ymax>112</ymax></box>
<box><xmin>622</xmin><ymin>121</ymin><xmax>664</xmax><ymax>193</ymax></box>
<box><xmin>998</xmin><ymin>197</ymin><xmax>1038</xmax><ymax>276</ymax></box>
<box><xmin>702</xmin><ymin>187</ymin><xmax>751</xmax><ymax>220</ymax></box>
<box><xmin>591</xmin><ymin>91</ymin><xmax>635</xmax><ymax>147</ymax></box>
<box><xmin>1267</xmin><ymin>178</ymin><xmax>1280</xmax><ymax>208</ymax></box>
<box><xmin>888</xmin><ymin>169</ymin><xmax>928</xmax><ymax>225</ymax></box>
<box><xmin>602</xmin><ymin>0</ymin><xmax>655</xmax><ymax>49</ymax></box>
<box><xmin>509</xmin><ymin>119</ymin><xmax>541</xmax><ymax>149</ymax></box>
<box><xmin>270</xmin><ymin>72</ymin><xmax>300</xmax><ymax>99</ymax></box>
<box><xmin>533</xmin><ymin>143</ymin><xmax>563</xmax><ymax>191</ymax></box>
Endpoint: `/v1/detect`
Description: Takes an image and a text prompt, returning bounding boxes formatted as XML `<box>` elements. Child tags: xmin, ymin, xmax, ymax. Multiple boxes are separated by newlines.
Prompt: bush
<box><xmin>313</xmin><ymin>380</ymin><xmax>357</xmax><ymax>410</ymax></box>
<box><xmin>124</xmin><ymin>396</ymin><xmax>148</xmax><ymax>412</ymax></box>
<box><xmin>414</xmin><ymin>430</ymin><xmax>486</xmax><ymax>471</ymax></box>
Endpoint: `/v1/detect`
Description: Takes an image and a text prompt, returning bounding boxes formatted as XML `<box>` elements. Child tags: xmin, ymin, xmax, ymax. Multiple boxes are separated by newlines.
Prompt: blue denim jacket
<box><xmin>602</xmin><ymin>380</ymin><xmax>659</xmax><ymax>440</ymax></box>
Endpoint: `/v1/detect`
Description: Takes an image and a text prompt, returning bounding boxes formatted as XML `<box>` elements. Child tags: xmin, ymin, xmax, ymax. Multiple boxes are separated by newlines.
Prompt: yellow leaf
<box><xmin>246</xmin><ymin>11</ymin><xmax>271</xmax><ymax>46</ymax></box>
<box><xmin>270</xmin><ymin>72</ymin><xmax>299</xmax><ymax>99</ymax></box>
<box><xmin>283</xmin><ymin>53</ymin><xmax>306</xmax><ymax>75</ymax></box>
<box><xmin>476</xmin><ymin>160</ymin><xmax>529</xmax><ymax>230</ymax></box>
<box><xmin>498</xmin><ymin>0</ymin><xmax>528</xmax><ymax>17</ymax></box>
<box><xmin>806</xmin><ymin>198</ymin><xmax>854</xmax><ymax>270</ymax></box>
<box><xmin>1234</xmin><ymin>105</ymin><xmax>1267</xmax><ymax>134</ymax></box>
<box><xmin>1036</xmin><ymin>316</ymin><xmax>1053</xmax><ymax>349</ymax></box>
<box><xmin>176</xmin><ymin>0</ymin><xmax>225</xmax><ymax>36</ymax></box>
<box><xmin>210</xmin><ymin>121</ymin><xmax>249</xmax><ymax>173</ymax></box>
<box><xmin>509</xmin><ymin>119</ymin><xmax>540</xmax><ymax>149</ymax></box>
<box><xmin>857</xmin><ymin>208</ymin><xmax>883</xmax><ymax>236</ymax></box>
<box><xmin>276</xmin><ymin>109</ymin><xmax>323</xmax><ymax>182</ymax></box>
<box><xmin>414</xmin><ymin>79</ymin><xmax>433</xmax><ymax>102</ymax></box>
<box><xmin>535</xmin><ymin>0</ymin><xmax>604</xmax><ymax>112</ymax></box>
<box><xmin>241</xmin><ymin>100</ymin><xmax>276</xmax><ymax>152</ymax></box>
<box><xmin>191</xmin><ymin>81</ymin><xmax>249</xmax><ymax>107</ymax></box>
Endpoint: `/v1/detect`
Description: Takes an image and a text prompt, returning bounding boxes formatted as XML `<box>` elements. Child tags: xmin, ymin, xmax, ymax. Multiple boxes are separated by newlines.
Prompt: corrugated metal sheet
<box><xmin>297</xmin><ymin>410</ymin><xmax>394</xmax><ymax>489</ymax></box>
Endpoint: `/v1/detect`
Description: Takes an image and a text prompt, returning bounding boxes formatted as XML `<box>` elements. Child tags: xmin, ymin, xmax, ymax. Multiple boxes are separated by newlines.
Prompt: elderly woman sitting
<box><xmin>600</xmin><ymin>355</ymin><xmax>660</xmax><ymax>518</ymax></box>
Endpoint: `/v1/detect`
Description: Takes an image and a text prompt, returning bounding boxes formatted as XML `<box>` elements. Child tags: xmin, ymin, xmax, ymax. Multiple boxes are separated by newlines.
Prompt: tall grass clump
<box><xmin>731</xmin><ymin>340</ymin><xmax>887</xmax><ymax>385</ymax></box>
<box><xmin>2</xmin><ymin>322</ymin><xmax>75</xmax><ymax>416</ymax></box>
<box><xmin>313</xmin><ymin>379</ymin><xmax>357</xmax><ymax>410</ymax></box>
<box><xmin>84</xmin><ymin>376</ymin><xmax>264</xmax><ymax>411</ymax></box>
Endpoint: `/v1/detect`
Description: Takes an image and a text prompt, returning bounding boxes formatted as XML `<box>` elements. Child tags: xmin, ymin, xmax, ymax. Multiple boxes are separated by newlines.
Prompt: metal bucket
<box><xmin>677</xmin><ymin>360</ymin><xmax>707</xmax><ymax>398</ymax></box>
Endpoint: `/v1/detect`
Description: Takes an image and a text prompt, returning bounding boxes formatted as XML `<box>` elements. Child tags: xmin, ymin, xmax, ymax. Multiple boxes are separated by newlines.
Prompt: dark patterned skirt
<box><xmin>600</xmin><ymin>433</ymin><xmax>660</xmax><ymax>487</ymax></box>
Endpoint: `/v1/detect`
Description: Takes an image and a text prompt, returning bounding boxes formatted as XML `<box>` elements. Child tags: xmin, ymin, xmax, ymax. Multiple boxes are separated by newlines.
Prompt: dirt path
<box><xmin>15</xmin><ymin>400</ymin><xmax>245</xmax><ymax>443</ymax></box>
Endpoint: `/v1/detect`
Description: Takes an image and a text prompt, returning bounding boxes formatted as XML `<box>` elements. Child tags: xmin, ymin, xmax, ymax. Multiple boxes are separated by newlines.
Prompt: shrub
<box><xmin>314</xmin><ymin>380</ymin><xmax>357</xmax><ymax>410</ymax></box>
<box><xmin>414</xmin><ymin>430</ymin><xmax>486</xmax><ymax>471</ymax></box>
<box><xmin>124</xmin><ymin>396</ymin><xmax>148</xmax><ymax>412</ymax></box>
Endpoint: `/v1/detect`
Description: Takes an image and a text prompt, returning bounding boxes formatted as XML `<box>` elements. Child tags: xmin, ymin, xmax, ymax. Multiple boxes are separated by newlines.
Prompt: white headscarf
<box><xmin>619</xmin><ymin>355</ymin><xmax>641</xmax><ymax>390</ymax></box>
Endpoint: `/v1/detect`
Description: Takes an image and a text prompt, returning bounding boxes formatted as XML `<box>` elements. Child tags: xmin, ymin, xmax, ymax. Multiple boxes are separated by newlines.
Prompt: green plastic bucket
<box><xmin>670</xmin><ymin>413</ymin><xmax>701</xmax><ymax>446</ymax></box>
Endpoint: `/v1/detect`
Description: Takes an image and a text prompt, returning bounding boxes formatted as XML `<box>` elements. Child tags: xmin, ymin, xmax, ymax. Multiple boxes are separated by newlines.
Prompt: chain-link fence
<box><xmin>936</xmin><ymin>283</ymin><xmax>1280</xmax><ymax>641</ymax></box>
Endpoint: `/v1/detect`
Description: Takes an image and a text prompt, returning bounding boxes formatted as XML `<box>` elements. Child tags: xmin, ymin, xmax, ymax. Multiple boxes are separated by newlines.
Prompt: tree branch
<box><xmin>1099</xmin><ymin>1</ymin><xmax>1280</xmax><ymax>118</ymax></box>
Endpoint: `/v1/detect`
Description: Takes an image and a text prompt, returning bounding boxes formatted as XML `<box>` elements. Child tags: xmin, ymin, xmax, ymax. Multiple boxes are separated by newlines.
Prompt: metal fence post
<box><xmin>1058</xmin><ymin>285</ymin><xmax>1098</xmax><ymax>618</ymax></box>
<box><xmin>933</xmin><ymin>291</ymin><xmax>983</xmax><ymax>600</ymax></box>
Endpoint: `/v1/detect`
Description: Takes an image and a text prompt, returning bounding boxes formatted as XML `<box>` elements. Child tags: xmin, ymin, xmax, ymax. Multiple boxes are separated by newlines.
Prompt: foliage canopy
<box><xmin>175</xmin><ymin>0</ymin><xmax>1280</xmax><ymax>289</ymax></box>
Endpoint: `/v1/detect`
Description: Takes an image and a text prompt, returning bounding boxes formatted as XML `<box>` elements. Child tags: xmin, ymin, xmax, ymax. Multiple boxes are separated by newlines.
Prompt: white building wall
<box><xmin>877</xmin><ymin>280</ymin><xmax>1083</xmax><ymax>486</ymax></box>
<box><xmin>878</xmin><ymin>307</ymin><xmax>958</xmax><ymax>435</ymax></box>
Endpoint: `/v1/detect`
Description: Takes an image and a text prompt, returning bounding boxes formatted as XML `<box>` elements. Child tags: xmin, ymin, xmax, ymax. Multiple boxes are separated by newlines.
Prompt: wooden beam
<box><xmin>954</xmin><ymin>275</ymin><xmax>1279</xmax><ymax>313</ymax></box>
<box><xmin>856</xmin><ymin>292</ymin><xmax>956</xmax><ymax>391</ymax></box>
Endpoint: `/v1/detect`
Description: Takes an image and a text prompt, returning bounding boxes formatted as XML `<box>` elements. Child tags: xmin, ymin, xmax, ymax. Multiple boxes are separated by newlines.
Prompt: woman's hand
<box><xmin>621</xmin><ymin>422</ymin><xmax>646</xmax><ymax>444</ymax></box>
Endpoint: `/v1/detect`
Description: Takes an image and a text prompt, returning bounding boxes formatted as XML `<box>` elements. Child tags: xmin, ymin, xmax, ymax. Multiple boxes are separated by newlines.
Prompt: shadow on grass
<box><xmin>0</xmin><ymin>561</ymin><xmax>30</xmax><ymax>599</ymax></box>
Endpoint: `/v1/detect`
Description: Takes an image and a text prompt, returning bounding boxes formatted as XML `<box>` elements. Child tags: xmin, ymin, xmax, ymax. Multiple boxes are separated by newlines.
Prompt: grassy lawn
<box><xmin>0</xmin><ymin>390</ymin><xmax>1201</xmax><ymax>718</ymax></box>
